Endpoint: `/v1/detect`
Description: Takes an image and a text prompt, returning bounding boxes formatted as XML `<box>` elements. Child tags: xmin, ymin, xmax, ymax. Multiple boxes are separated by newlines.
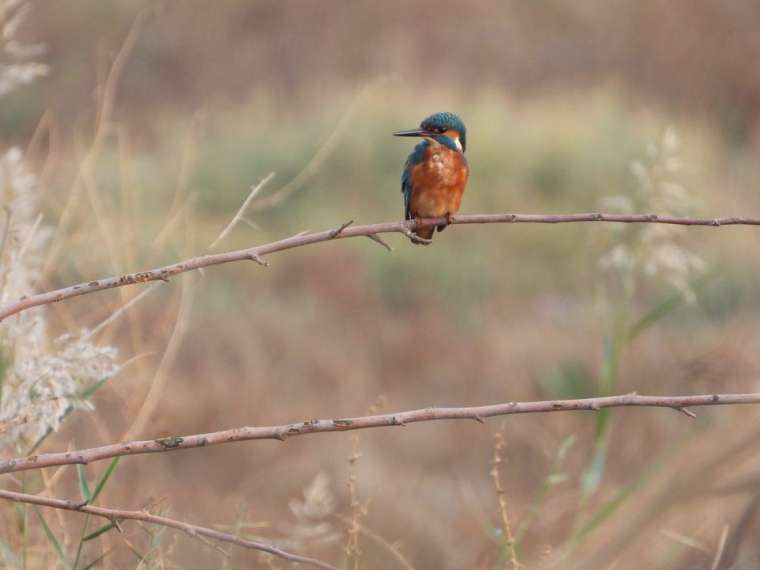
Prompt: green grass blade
<box><xmin>78</xmin><ymin>376</ymin><xmax>112</xmax><ymax>401</ymax></box>
<box><xmin>82</xmin><ymin>521</ymin><xmax>117</xmax><ymax>542</ymax></box>
<box><xmin>515</xmin><ymin>434</ymin><xmax>576</xmax><ymax>544</ymax></box>
<box><xmin>33</xmin><ymin>508</ymin><xmax>72</xmax><ymax>570</ymax></box>
<box><xmin>576</xmin><ymin>475</ymin><xmax>645</xmax><ymax>541</ymax></box>
<box><xmin>0</xmin><ymin>536</ymin><xmax>21</xmax><ymax>569</ymax></box>
<box><xmin>628</xmin><ymin>290</ymin><xmax>685</xmax><ymax>340</ymax></box>
<box><xmin>580</xmin><ymin>424</ymin><xmax>609</xmax><ymax>497</ymax></box>
<box><xmin>76</xmin><ymin>465</ymin><xmax>92</xmax><ymax>503</ymax></box>
<box><xmin>72</xmin><ymin>514</ymin><xmax>90</xmax><ymax>570</ymax></box>
<box><xmin>628</xmin><ymin>273</ymin><xmax>714</xmax><ymax>340</ymax></box>
<box><xmin>81</xmin><ymin>549</ymin><xmax>112</xmax><ymax>570</ymax></box>
<box><xmin>90</xmin><ymin>457</ymin><xmax>120</xmax><ymax>503</ymax></box>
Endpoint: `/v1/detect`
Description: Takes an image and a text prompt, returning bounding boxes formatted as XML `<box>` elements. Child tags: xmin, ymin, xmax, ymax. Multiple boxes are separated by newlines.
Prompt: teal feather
<box><xmin>402</xmin><ymin>141</ymin><xmax>426</xmax><ymax>219</ymax></box>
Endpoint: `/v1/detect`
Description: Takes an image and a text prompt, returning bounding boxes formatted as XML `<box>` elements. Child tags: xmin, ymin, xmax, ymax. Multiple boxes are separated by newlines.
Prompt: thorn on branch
<box><xmin>247</xmin><ymin>252</ymin><xmax>269</xmax><ymax>267</ymax></box>
<box><xmin>366</xmin><ymin>233</ymin><xmax>392</xmax><ymax>252</ymax></box>
<box><xmin>329</xmin><ymin>220</ymin><xmax>354</xmax><ymax>238</ymax></box>
<box><xmin>471</xmin><ymin>415</ymin><xmax>486</xmax><ymax>424</ymax></box>
<box><xmin>675</xmin><ymin>406</ymin><xmax>697</xmax><ymax>418</ymax></box>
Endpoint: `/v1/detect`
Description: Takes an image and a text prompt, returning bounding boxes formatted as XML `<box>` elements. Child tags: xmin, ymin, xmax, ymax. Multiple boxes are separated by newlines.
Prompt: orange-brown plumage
<box><xmin>407</xmin><ymin>144</ymin><xmax>469</xmax><ymax>239</ymax></box>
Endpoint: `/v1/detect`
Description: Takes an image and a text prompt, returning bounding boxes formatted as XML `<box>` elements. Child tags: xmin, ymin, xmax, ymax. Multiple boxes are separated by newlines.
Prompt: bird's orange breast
<box><xmin>408</xmin><ymin>144</ymin><xmax>468</xmax><ymax>219</ymax></box>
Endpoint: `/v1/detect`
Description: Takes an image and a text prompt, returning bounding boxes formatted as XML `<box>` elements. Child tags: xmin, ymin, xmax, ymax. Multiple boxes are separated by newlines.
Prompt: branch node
<box><xmin>247</xmin><ymin>252</ymin><xmax>269</xmax><ymax>267</ymax></box>
<box><xmin>273</xmin><ymin>430</ymin><xmax>288</xmax><ymax>441</ymax></box>
<box><xmin>329</xmin><ymin>220</ymin><xmax>354</xmax><ymax>238</ymax></box>
<box><xmin>155</xmin><ymin>436</ymin><xmax>184</xmax><ymax>449</ymax></box>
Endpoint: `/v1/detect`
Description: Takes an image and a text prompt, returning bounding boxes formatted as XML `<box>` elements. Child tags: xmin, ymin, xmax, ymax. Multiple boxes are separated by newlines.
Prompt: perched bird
<box><xmin>394</xmin><ymin>112</ymin><xmax>468</xmax><ymax>243</ymax></box>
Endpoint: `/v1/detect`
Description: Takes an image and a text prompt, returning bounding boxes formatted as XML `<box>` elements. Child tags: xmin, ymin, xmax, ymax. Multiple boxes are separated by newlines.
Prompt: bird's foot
<box><xmin>401</xmin><ymin>222</ymin><xmax>432</xmax><ymax>245</ymax></box>
<box><xmin>436</xmin><ymin>212</ymin><xmax>455</xmax><ymax>233</ymax></box>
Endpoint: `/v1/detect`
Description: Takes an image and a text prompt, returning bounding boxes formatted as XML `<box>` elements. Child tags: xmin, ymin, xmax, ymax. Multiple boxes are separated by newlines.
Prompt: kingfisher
<box><xmin>394</xmin><ymin>112</ymin><xmax>468</xmax><ymax>243</ymax></box>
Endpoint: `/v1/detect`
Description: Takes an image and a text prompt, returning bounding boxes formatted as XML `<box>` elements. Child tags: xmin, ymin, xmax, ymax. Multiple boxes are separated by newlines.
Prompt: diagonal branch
<box><xmin>0</xmin><ymin>489</ymin><xmax>337</xmax><ymax>570</ymax></box>
<box><xmin>1</xmin><ymin>211</ymin><xmax>759</xmax><ymax>323</ymax></box>
<box><xmin>1</xmin><ymin>392</ymin><xmax>758</xmax><ymax>475</ymax></box>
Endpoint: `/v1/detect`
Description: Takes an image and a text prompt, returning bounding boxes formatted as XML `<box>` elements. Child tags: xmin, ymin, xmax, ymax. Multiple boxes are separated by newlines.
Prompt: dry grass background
<box><xmin>3</xmin><ymin>1</ymin><xmax>760</xmax><ymax>569</ymax></box>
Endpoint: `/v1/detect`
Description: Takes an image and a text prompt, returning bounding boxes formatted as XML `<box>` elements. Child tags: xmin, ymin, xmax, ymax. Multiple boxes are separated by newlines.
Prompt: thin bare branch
<box><xmin>2</xmin><ymin>211</ymin><xmax>759</xmax><ymax>322</ymax></box>
<box><xmin>0</xmin><ymin>489</ymin><xmax>337</xmax><ymax>570</ymax></box>
<box><xmin>1</xmin><ymin>392</ymin><xmax>758</xmax><ymax>475</ymax></box>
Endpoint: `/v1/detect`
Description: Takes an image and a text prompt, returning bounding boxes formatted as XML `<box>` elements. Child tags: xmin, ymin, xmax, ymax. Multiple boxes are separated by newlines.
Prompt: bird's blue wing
<box><xmin>401</xmin><ymin>141</ymin><xmax>426</xmax><ymax>220</ymax></box>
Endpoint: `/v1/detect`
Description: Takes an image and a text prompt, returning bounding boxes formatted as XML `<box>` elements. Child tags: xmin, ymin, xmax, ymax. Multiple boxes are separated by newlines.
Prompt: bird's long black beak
<box><xmin>393</xmin><ymin>128</ymin><xmax>433</xmax><ymax>138</ymax></box>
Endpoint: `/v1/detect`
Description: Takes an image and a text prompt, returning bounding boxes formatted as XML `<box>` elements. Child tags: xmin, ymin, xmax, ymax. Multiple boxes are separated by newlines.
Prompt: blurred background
<box><xmin>3</xmin><ymin>1</ymin><xmax>760</xmax><ymax>568</ymax></box>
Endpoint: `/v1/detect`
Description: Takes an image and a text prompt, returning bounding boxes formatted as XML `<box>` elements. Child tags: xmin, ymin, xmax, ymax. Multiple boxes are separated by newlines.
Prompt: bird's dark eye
<box><xmin>437</xmin><ymin>127</ymin><xmax>446</xmax><ymax>133</ymax></box>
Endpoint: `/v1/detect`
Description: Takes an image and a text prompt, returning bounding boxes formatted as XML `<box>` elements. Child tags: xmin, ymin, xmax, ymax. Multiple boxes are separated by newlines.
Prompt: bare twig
<box><xmin>1</xmin><ymin>392</ymin><xmax>758</xmax><ymax>475</ymax></box>
<box><xmin>208</xmin><ymin>172</ymin><xmax>275</xmax><ymax>250</ymax></box>
<box><xmin>2</xmin><ymin>211</ymin><xmax>759</xmax><ymax>322</ymax></box>
<box><xmin>0</xmin><ymin>489</ymin><xmax>336</xmax><ymax>570</ymax></box>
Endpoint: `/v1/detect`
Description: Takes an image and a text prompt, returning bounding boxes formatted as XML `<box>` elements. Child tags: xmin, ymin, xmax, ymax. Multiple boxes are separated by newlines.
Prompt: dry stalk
<box><xmin>490</xmin><ymin>431</ymin><xmax>520</xmax><ymax>569</ymax></box>
<box><xmin>344</xmin><ymin>434</ymin><xmax>363</xmax><ymax>570</ymax></box>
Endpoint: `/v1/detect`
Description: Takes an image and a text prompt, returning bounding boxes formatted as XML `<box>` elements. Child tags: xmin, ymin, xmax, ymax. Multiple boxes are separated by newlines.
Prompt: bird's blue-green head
<box><xmin>393</xmin><ymin>111</ymin><xmax>467</xmax><ymax>153</ymax></box>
